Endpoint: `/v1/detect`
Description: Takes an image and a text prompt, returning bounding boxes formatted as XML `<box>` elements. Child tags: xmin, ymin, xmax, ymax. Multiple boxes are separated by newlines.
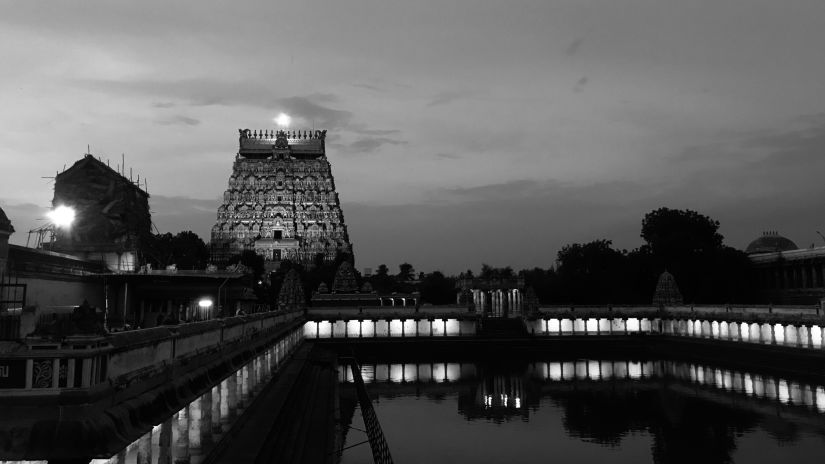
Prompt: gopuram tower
<box><xmin>210</xmin><ymin>129</ymin><xmax>352</xmax><ymax>268</ymax></box>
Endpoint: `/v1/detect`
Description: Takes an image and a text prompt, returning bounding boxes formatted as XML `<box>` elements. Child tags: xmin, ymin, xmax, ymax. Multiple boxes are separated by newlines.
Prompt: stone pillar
<box><xmin>137</xmin><ymin>429</ymin><xmax>152</xmax><ymax>464</ymax></box>
<box><xmin>158</xmin><ymin>416</ymin><xmax>173</xmax><ymax>464</ymax></box>
<box><xmin>174</xmin><ymin>407</ymin><xmax>190</xmax><ymax>463</ymax></box>
<box><xmin>188</xmin><ymin>396</ymin><xmax>203</xmax><ymax>453</ymax></box>
<box><xmin>225</xmin><ymin>375</ymin><xmax>236</xmax><ymax>424</ymax></box>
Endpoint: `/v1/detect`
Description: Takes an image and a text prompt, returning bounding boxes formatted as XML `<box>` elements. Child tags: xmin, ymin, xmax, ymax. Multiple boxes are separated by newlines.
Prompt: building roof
<box><xmin>745</xmin><ymin>231</ymin><xmax>798</xmax><ymax>254</ymax></box>
<box><xmin>238</xmin><ymin>129</ymin><xmax>326</xmax><ymax>157</ymax></box>
<box><xmin>0</xmin><ymin>204</ymin><xmax>13</xmax><ymax>234</ymax></box>
<box><xmin>55</xmin><ymin>155</ymin><xmax>148</xmax><ymax>198</ymax></box>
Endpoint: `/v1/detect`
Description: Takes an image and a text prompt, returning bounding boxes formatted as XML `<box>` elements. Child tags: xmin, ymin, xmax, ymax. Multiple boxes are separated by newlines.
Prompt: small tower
<box><xmin>277</xmin><ymin>269</ymin><xmax>306</xmax><ymax>311</ymax></box>
<box><xmin>652</xmin><ymin>270</ymin><xmax>683</xmax><ymax>307</ymax></box>
<box><xmin>332</xmin><ymin>261</ymin><xmax>358</xmax><ymax>293</ymax></box>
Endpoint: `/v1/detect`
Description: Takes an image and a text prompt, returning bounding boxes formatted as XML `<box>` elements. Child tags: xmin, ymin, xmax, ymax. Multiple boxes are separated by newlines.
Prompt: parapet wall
<box><xmin>0</xmin><ymin>310</ymin><xmax>304</xmax><ymax>399</ymax></box>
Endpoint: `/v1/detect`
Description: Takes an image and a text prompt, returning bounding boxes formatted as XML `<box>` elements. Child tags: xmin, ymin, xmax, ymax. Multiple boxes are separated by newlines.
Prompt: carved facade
<box><xmin>211</xmin><ymin>129</ymin><xmax>352</xmax><ymax>267</ymax></box>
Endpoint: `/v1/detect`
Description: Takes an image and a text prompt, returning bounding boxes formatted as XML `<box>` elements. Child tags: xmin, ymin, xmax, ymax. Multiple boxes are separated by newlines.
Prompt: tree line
<box><xmin>142</xmin><ymin>207</ymin><xmax>758</xmax><ymax>306</ymax></box>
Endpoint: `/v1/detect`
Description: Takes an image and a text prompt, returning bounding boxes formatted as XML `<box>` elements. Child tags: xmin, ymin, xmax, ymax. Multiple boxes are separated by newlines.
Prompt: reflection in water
<box><xmin>338</xmin><ymin>359</ymin><xmax>825</xmax><ymax>463</ymax></box>
<box><xmin>67</xmin><ymin>328</ymin><xmax>303</xmax><ymax>464</ymax></box>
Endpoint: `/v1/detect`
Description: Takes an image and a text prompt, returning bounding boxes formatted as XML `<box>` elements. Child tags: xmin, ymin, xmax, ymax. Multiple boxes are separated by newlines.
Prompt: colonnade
<box><xmin>378</xmin><ymin>296</ymin><xmax>417</xmax><ymax>307</ymax></box>
<box><xmin>756</xmin><ymin>261</ymin><xmax>825</xmax><ymax>290</ymax></box>
<box><xmin>528</xmin><ymin>315</ymin><xmax>825</xmax><ymax>351</ymax></box>
<box><xmin>304</xmin><ymin>318</ymin><xmax>476</xmax><ymax>339</ymax></box>
<box><xmin>663</xmin><ymin>318</ymin><xmax>825</xmax><ymax>349</ymax></box>
<box><xmin>469</xmin><ymin>289</ymin><xmax>523</xmax><ymax>317</ymax></box>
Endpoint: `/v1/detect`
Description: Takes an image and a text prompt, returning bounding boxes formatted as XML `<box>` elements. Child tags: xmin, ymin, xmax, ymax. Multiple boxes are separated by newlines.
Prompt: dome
<box><xmin>745</xmin><ymin>231</ymin><xmax>798</xmax><ymax>254</ymax></box>
<box><xmin>0</xmin><ymin>205</ymin><xmax>13</xmax><ymax>233</ymax></box>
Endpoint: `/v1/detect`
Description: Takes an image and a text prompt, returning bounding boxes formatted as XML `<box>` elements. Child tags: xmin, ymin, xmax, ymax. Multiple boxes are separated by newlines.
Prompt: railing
<box><xmin>342</xmin><ymin>357</ymin><xmax>394</xmax><ymax>464</ymax></box>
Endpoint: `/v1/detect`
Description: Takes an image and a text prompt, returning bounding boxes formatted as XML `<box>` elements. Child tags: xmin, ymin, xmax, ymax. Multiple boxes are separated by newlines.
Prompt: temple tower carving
<box><xmin>210</xmin><ymin>129</ymin><xmax>352</xmax><ymax>267</ymax></box>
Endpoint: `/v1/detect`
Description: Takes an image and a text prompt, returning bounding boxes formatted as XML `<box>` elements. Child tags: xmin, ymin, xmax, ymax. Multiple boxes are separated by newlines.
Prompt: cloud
<box><xmin>152</xmin><ymin>101</ymin><xmax>176</xmax><ymax>108</ymax></box>
<box><xmin>565</xmin><ymin>37</ymin><xmax>585</xmax><ymax>56</ymax></box>
<box><xmin>427</xmin><ymin>90</ymin><xmax>471</xmax><ymax>107</ymax></box>
<box><xmin>347</xmin><ymin>137</ymin><xmax>408</xmax><ymax>153</ymax></box>
<box><xmin>574</xmin><ymin>76</ymin><xmax>588</xmax><ymax>93</ymax></box>
<box><xmin>155</xmin><ymin>115</ymin><xmax>200</xmax><ymax>126</ymax></box>
<box><xmin>435</xmin><ymin>153</ymin><xmax>461</xmax><ymax>160</ymax></box>
<box><xmin>2</xmin><ymin>201</ymin><xmax>52</xmax><ymax>246</ymax></box>
<box><xmin>149</xmin><ymin>195</ymin><xmax>220</xmax><ymax>241</ymax></box>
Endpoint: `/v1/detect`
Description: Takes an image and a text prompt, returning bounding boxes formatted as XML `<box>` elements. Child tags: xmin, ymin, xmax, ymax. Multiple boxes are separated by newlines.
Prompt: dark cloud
<box><xmin>565</xmin><ymin>37</ymin><xmax>585</xmax><ymax>56</ymax></box>
<box><xmin>155</xmin><ymin>115</ymin><xmax>200</xmax><ymax>126</ymax></box>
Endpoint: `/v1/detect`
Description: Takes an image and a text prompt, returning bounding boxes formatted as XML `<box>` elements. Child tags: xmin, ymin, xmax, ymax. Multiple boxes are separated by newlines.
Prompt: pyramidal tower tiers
<box><xmin>211</xmin><ymin>129</ymin><xmax>352</xmax><ymax>267</ymax></box>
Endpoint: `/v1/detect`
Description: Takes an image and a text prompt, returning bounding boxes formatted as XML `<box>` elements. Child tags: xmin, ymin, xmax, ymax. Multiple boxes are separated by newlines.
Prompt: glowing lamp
<box><xmin>48</xmin><ymin>205</ymin><xmax>76</xmax><ymax>228</ymax></box>
<box><xmin>198</xmin><ymin>298</ymin><xmax>214</xmax><ymax>309</ymax></box>
<box><xmin>274</xmin><ymin>113</ymin><xmax>291</xmax><ymax>127</ymax></box>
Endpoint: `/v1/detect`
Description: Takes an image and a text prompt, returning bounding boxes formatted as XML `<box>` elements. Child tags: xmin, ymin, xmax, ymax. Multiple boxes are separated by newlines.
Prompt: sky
<box><xmin>1</xmin><ymin>0</ymin><xmax>824</xmax><ymax>275</ymax></box>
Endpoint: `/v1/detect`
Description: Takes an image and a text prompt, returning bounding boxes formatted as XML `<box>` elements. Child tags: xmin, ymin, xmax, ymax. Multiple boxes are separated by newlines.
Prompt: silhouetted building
<box><xmin>211</xmin><ymin>129</ymin><xmax>352</xmax><ymax>269</ymax></box>
<box><xmin>50</xmin><ymin>155</ymin><xmax>151</xmax><ymax>271</ymax></box>
<box><xmin>745</xmin><ymin>231</ymin><xmax>798</xmax><ymax>254</ymax></box>
<box><xmin>746</xmin><ymin>231</ymin><xmax>825</xmax><ymax>304</ymax></box>
<box><xmin>0</xmin><ymin>204</ymin><xmax>13</xmax><ymax>274</ymax></box>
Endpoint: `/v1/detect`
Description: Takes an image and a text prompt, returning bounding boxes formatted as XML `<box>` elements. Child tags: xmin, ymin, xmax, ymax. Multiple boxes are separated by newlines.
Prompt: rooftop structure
<box><xmin>745</xmin><ymin>231</ymin><xmax>798</xmax><ymax>254</ymax></box>
<box><xmin>49</xmin><ymin>155</ymin><xmax>151</xmax><ymax>271</ymax></box>
<box><xmin>211</xmin><ymin>129</ymin><xmax>352</xmax><ymax>268</ymax></box>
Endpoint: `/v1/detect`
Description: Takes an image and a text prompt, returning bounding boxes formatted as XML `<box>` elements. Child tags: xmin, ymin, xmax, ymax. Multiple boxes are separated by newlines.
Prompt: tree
<box><xmin>419</xmin><ymin>271</ymin><xmax>456</xmax><ymax>304</ymax></box>
<box><xmin>479</xmin><ymin>264</ymin><xmax>514</xmax><ymax>279</ymax></box>
<box><xmin>143</xmin><ymin>231</ymin><xmax>209</xmax><ymax>270</ymax></box>
<box><xmin>369</xmin><ymin>264</ymin><xmax>395</xmax><ymax>293</ymax></box>
<box><xmin>638</xmin><ymin>207</ymin><xmax>754</xmax><ymax>303</ymax></box>
<box><xmin>641</xmin><ymin>207</ymin><xmax>723</xmax><ymax>266</ymax></box>
<box><xmin>556</xmin><ymin>240</ymin><xmax>630</xmax><ymax>304</ymax></box>
<box><xmin>397</xmin><ymin>263</ymin><xmax>415</xmax><ymax>281</ymax></box>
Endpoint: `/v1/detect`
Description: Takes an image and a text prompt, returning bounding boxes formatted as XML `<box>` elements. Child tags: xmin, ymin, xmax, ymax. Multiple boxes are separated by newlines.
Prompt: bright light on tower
<box><xmin>274</xmin><ymin>113</ymin><xmax>291</xmax><ymax>127</ymax></box>
<box><xmin>48</xmin><ymin>205</ymin><xmax>76</xmax><ymax>228</ymax></box>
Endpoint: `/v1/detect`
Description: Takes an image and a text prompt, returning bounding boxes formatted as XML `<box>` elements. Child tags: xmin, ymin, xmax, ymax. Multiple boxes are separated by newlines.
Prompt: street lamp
<box><xmin>198</xmin><ymin>297</ymin><xmax>214</xmax><ymax>320</ymax></box>
<box><xmin>47</xmin><ymin>205</ymin><xmax>75</xmax><ymax>229</ymax></box>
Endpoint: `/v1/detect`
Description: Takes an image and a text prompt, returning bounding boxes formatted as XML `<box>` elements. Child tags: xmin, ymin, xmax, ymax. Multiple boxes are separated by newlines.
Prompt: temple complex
<box><xmin>210</xmin><ymin>129</ymin><xmax>352</xmax><ymax>268</ymax></box>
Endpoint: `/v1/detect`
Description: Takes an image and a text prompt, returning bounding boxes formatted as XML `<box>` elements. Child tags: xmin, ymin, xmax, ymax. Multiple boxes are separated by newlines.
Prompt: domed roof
<box><xmin>745</xmin><ymin>231</ymin><xmax>798</xmax><ymax>254</ymax></box>
<box><xmin>0</xmin><ymin>205</ymin><xmax>13</xmax><ymax>233</ymax></box>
